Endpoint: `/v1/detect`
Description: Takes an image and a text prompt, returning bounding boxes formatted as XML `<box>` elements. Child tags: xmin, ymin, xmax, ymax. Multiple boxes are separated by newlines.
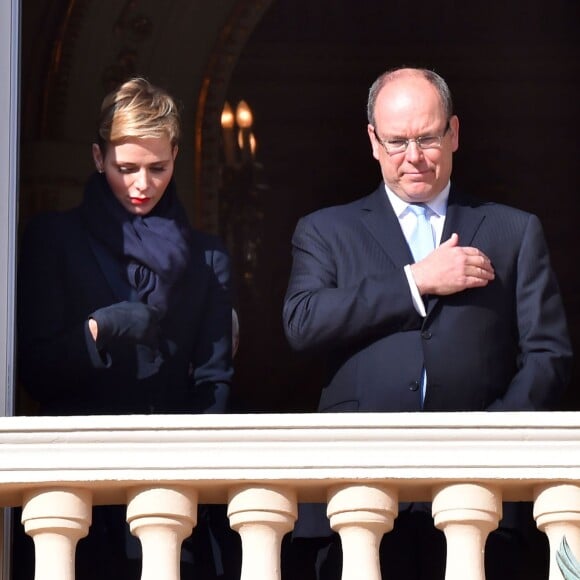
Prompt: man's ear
<box><xmin>367</xmin><ymin>125</ymin><xmax>381</xmax><ymax>161</ymax></box>
<box><xmin>449</xmin><ymin>115</ymin><xmax>460</xmax><ymax>153</ymax></box>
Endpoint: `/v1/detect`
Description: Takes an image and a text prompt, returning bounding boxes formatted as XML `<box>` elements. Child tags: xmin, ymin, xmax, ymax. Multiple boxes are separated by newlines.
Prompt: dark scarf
<box><xmin>80</xmin><ymin>172</ymin><xmax>191</xmax><ymax>318</ymax></box>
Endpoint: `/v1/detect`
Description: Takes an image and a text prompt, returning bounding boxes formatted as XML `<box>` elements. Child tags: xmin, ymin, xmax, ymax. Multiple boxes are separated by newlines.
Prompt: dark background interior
<box><xmin>17</xmin><ymin>0</ymin><xmax>580</xmax><ymax>415</ymax></box>
<box><xmin>225</xmin><ymin>0</ymin><xmax>580</xmax><ymax>412</ymax></box>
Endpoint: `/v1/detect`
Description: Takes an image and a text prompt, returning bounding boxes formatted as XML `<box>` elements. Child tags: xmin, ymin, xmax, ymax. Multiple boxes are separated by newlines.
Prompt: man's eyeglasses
<box><xmin>373</xmin><ymin>121</ymin><xmax>450</xmax><ymax>155</ymax></box>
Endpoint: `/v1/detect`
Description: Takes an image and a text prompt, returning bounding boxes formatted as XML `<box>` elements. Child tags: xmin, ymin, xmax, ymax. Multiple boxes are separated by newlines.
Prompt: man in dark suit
<box><xmin>282</xmin><ymin>67</ymin><xmax>572</xmax><ymax>579</ymax></box>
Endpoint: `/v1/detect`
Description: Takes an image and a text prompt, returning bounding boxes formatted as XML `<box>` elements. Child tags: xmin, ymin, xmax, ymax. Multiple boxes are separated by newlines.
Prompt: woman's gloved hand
<box><xmin>89</xmin><ymin>301</ymin><xmax>160</xmax><ymax>348</ymax></box>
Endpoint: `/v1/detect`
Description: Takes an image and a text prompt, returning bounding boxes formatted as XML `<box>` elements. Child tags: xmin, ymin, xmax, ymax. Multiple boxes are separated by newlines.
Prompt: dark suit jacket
<box><xmin>17</xmin><ymin>207</ymin><xmax>233</xmax><ymax>416</ymax></box>
<box><xmin>283</xmin><ymin>184</ymin><xmax>572</xmax><ymax>413</ymax></box>
<box><xmin>283</xmin><ymin>184</ymin><xmax>573</xmax><ymax>540</ymax></box>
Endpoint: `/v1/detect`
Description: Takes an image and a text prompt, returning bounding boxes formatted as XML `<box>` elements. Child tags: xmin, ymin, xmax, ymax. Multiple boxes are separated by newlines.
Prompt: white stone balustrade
<box><xmin>433</xmin><ymin>483</ymin><xmax>502</xmax><ymax>580</ymax></box>
<box><xmin>229</xmin><ymin>485</ymin><xmax>297</xmax><ymax>580</ymax></box>
<box><xmin>21</xmin><ymin>488</ymin><xmax>92</xmax><ymax>580</ymax></box>
<box><xmin>127</xmin><ymin>486</ymin><xmax>198</xmax><ymax>580</ymax></box>
<box><xmin>535</xmin><ymin>484</ymin><xmax>580</xmax><ymax>580</ymax></box>
<box><xmin>1</xmin><ymin>412</ymin><xmax>580</xmax><ymax>580</ymax></box>
<box><xmin>327</xmin><ymin>484</ymin><xmax>398</xmax><ymax>580</ymax></box>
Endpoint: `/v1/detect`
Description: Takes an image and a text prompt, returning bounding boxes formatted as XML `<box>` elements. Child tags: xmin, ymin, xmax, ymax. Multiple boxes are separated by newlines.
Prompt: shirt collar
<box><xmin>384</xmin><ymin>181</ymin><xmax>451</xmax><ymax>218</ymax></box>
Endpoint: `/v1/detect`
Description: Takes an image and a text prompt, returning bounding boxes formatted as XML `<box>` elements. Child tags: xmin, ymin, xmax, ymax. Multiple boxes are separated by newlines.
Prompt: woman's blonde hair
<box><xmin>97</xmin><ymin>77</ymin><xmax>181</xmax><ymax>148</ymax></box>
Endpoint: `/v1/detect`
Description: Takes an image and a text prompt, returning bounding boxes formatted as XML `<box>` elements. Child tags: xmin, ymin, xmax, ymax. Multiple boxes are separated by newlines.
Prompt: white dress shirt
<box><xmin>384</xmin><ymin>182</ymin><xmax>450</xmax><ymax>317</ymax></box>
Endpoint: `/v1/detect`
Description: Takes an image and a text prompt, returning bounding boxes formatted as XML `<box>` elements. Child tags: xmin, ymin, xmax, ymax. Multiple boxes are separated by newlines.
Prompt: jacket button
<box><xmin>409</xmin><ymin>380</ymin><xmax>420</xmax><ymax>392</ymax></box>
<box><xmin>421</xmin><ymin>330</ymin><xmax>432</xmax><ymax>339</ymax></box>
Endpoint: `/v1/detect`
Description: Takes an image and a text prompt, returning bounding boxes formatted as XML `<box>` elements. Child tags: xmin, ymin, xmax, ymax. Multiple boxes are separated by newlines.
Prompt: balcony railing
<box><xmin>1</xmin><ymin>412</ymin><xmax>580</xmax><ymax>580</ymax></box>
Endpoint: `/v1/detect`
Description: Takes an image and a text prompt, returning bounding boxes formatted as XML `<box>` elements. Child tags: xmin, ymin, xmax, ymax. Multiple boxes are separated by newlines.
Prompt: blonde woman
<box><xmin>17</xmin><ymin>78</ymin><xmax>236</xmax><ymax>579</ymax></box>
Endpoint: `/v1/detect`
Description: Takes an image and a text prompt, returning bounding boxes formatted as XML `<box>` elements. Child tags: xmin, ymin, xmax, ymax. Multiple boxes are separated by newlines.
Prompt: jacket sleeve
<box><xmin>189</xmin><ymin>238</ymin><xmax>233</xmax><ymax>413</ymax></box>
<box><xmin>487</xmin><ymin>214</ymin><xmax>573</xmax><ymax>410</ymax></box>
<box><xmin>283</xmin><ymin>214</ymin><xmax>421</xmax><ymax>353</ymax></box>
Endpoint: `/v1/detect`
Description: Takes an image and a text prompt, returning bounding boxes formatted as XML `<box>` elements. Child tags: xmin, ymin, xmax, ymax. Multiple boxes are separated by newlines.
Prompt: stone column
<box><xmin>327</xmin><ymin>484</ymin><xmax>398</xmax><ymax>580</ymax></box>
<box><xmin>534</xmin><ymin>484</ymin><xmax>580</xmax><ymax>580</ymax></box>
<box><xmin>228</xmin><ymin>485</ymin><xmax>297</xmax><ymax>580</ymax></box>
<box><xmin>127</xmin><ymin>486</ymin><xmax>197</xmax><ymax>580</ymax></box>
<box><xmin>432</xmin><ymin>483</ymin><xmax>501</xmax><ymax>580</ymax></box>
<box><xmin>21</xmin><ymin>487</ymin><xmax>92</xmax><ymax>580</ymax></box>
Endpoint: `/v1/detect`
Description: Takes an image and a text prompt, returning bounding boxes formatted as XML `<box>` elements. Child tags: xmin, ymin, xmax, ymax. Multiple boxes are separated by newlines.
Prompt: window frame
<box><xmin>0</xmin><ymin>0</ymin><xmax>20</xmax><ymax>577</ymax></box>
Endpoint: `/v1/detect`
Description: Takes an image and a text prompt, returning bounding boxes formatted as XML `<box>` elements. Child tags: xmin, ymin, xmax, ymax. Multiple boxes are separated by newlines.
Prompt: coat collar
<box><xmin>442</xmin><ymin>187</ymin><xmax>486</xmax><ymax>246</ymax></box>
<box><xmin>359</xmin><ymin>185</ymin><xmax>414</xmax><ymax>267</ymax></box>
<box><xmin>358</xmin><ymin>182</ymin><xmax>487</xmax><ymax>279</ymax></box>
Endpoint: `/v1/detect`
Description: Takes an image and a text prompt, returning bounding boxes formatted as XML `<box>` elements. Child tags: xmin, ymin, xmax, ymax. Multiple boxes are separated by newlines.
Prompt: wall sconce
<box><xmin>235</xmin><ymin>100</ymin><xmax>252</xmax><ymax>128</ymax></box>
<box><xmin>219</xmin><ymin>99</ymin><xmax>267</xmax><ymax>300</ymax></box>
<box><xmin>221</xmin><ymin>102</ymin><xmax>236</xmax><ymax>167</ymax></box>
<box><xmin>221</xmin><ymin>100</ymin><xmax>257</xmax><ymax>166</ymax></box>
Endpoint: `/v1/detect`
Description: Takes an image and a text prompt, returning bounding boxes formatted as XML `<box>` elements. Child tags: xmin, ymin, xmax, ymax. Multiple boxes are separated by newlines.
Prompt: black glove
<box><xmin>89</xmin><ymin>301</ymin><xmax>160</xmax><ymax>349</ymax></box>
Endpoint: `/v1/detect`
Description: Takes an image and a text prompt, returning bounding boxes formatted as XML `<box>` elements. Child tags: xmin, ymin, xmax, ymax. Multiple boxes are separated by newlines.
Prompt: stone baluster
<box><xmin>432</xmin><ymin>483</ymin><xmax>501</xmax><ymax>580</ymax></box>
<box><xmin>534</xmin><ymin>484</ymin><xmax>580</xmax><ymax>580</ymax></box>
<box><xmin>21</xmin><ymin>487</ymin><xmax>92</xmax><ymax>580</ymax></box>
<box><xmin>327</xmin><ymin>484</ymin><xmax>398</xmax><ymax>580</ymax></box>
<box><xmin>228</xmin><ymin>485</ymin><xmax>297</xmax><ymax>580</ymax></box>
<box><xmin>126</xmin><ymin>486</ymin><xmax>197</xmax><ymax>580</ymax></box>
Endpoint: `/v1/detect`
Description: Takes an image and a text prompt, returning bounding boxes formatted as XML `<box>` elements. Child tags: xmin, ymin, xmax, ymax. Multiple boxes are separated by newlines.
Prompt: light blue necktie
<box><xmin>407</xmin><ymin>203</ymin><xmax>435</xmax><ymax>262</ymax></box>
<box><xmin>407</xmin><ymin>203</ymin><xmax>434</xmax><ymax>406</ymax></box>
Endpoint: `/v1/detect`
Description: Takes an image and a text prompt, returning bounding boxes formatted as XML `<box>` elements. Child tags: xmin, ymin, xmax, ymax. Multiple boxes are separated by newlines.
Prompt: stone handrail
<box><xmin>1</xmin><ymin>411</ymin><xmax>580</xmax><ymax>579</ymax></box>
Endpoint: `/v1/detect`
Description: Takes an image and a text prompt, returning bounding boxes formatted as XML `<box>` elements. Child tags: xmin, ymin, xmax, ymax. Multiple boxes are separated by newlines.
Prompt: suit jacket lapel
<box><xmin>427</xmin><ymin>186</ymin><xmax>487</xmax><ymax>315</ymax></box>
<box><xmin>359</xmin><ymin>185</ymin><xmax>487</xmax><ymax>262</ymax></box>
<box><xmin>359</xmin><ymin>186</ymin><xmax>414</xmax><ymax>267</ymax></box>
<box><xmin>442</xmin><ymin>186</ymin><xmax>486</xmax><ymax>246</ymax></box>
<box><xmin>356</xmin><ymin>185</ymin><xmax>488</xmax><ymax>315</ymax></box>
